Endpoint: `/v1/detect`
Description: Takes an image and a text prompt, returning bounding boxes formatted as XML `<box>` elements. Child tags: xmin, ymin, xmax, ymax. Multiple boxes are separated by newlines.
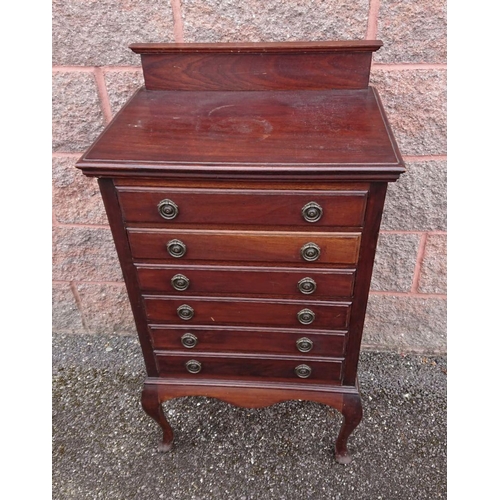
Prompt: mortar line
<box><xmin>410</xmin><ymin>233</ymin><xmax>428</xmax><ymax>293</ymax></box>
<box><xmin>52</xmin><ymin>63</ymin><xmax>447</xmax><ymax>74</ymax></box>
<box><xmin>70</xmin><ymin>281</ymin><xmax>89</xmax><ymax>331</ymax></box>
<box><xmin>52</xmin><ymin>151</ymin><xmax>82</xmax><ymax>158</ymax></box>
<box><xmin>52</xmin><ymin>66</ymin><xmax>95</xmax><ymax>72</ymax></box>
<box><xmin>170</xmin><ymin>0</ymin><xmax>184</xmax><ymax>42</ymax></box>
<box><xmin>93</xmin><ymin>67</ymin><xmax>113</xmax><ymax>124</ymax></box>
<box><xmin>403</xmin><ymin>155</ymin><xmax>447</xmax><ymax>161</ymax></box>
<box><xmin>99</xmin><ymin>66</ymin><xmax>142</xmax><ymax>72</ymax></box>
<box><xmin>369</xmin><ymin>290</ymin><xmax>446</xmax><ymax>299</ymax></box>
<box><xmin>379</xmin><ymin>230</ymin><xmax>446</xmax><ymax>235</ymax></box>
<box><xmin>53</xmin><ymin>65</ymin><xmax>142</xmax><ymax>72</ymax></box>
<box><xmin>54</xmin><ymin>223</ymin><xmax>111</xmax><ymax>229</ymax></box>
<box><xmin>53</xmin><ymin>280</ymin><xmax>123</xmax><ymax>285</ymax></box>
<box><xmin>56</xmin><ymin>223</ymin><xmax>446</xmax><ymax>234</ymax></box>
<box><xmin>52</xmin><ymin>279</ymin><xmax>447</xmax><ymax>299</ymax></box>
<box><xmin>366</xmin><ymin>0</ymin><xmax>380</xmax><ymax>39</ymax></box>
<box><xmin>372</xmin><ymin>63</ymin><xmax>447</xmax><ymax>70</ymax></box>
<box><xmin>360</xmin><ymin>344</ymin><xmax>447</xmax><ymax>355</ymax></box>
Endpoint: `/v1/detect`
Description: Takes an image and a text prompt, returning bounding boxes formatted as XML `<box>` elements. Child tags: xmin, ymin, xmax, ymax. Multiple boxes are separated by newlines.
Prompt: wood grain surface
<box><xmin>135</xmin><ymin>263</ymin><xmax>355</xmax><ymax>298</ymax></box>
<box><xmin>142</xmin><ymin>295</ymin><xmax>351</xmax><ymax>329</ymax></box>
<box><xmin>127</xmin><ymin>229</ymin><xmax>361</xmax><ymax>265</ymax></box>
<box><xmin>117</xmin><ymin>187</ymin><xmax>367</xmax><ymax>227</ymax></box>
<box><xmin>149</xmin><ymin>324</ymin><xmax>346</xmax><ymax>357</ymax></box>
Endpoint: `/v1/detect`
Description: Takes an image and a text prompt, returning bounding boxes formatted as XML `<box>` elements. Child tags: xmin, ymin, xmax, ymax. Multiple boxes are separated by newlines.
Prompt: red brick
<box><xmin>371</xmin><ymin>234</ymin><xmax>420</xmax><ymax>292</ymax></box>
<box><xmin>376</xmin><ymin>0</ymin><xmax>446</xmax><ymax>63</ymax></box>
<box><xmin>52</xmin><ymin>71</ymin><xmax>105</xmax><ymax>153</ymax></box>
<box><xmin>53</xmin><ymin>156</ymin><xmax>108</xmax><ymax>225</ymax></box>
<box><xmin>181</xmin><ymin>0</ymin><xmax>369</xmax><ymax>42</ymax></box>
<box><xmin>382</xmin><ymin>160</ymin><xmax>447</xmax><ymax>231</ymax></box>
<box><xmin>370</xmin><ymin>69</ymin><xmax>447</xmax><ymax>156</ymax></box>
<box><xmin>52</xmin><ymin>283</ymin><xmax>86</xmax><ymax>333</ymax></box>
<box><xmin>77</xmin><ymin>283</ymin><xmax>136</xmax><ymax>334</ymax></box>
<box><xmin>103</xmin><ymin>70</ymin><xmax>145</xmax><ymax>116</ymax></box>
<box><xmin>363</xmin><ymin>295</ymin><xmax>446</xmax><ymax>352</ymax></box>
<box><xmin>52</xmin><ymin>0</ymin><xmax>174</xmax><ymax>66</ymax></box>
<box><xmin>418</xmin><ymin>235</ymin><xmax>447</xmax><ymax>294</ymax></box>
<box><xmin>52</xmin><ymin>226</ymin><xmax>123</xmax><ymax>282</ymax></box>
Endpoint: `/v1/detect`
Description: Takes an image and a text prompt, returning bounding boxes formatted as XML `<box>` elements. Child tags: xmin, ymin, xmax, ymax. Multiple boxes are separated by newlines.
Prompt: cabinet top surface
<box><xmin>78</xmin><ymin>87</ymin><xmax>404</xmax><ymax>178</ymax></box>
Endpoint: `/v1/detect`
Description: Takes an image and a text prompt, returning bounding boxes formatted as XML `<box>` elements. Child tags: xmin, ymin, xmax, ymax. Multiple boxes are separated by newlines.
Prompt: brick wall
<box><xmin>52</xmin><ymin>0</ymin><xmax>447</xmax><ymax>353</ymax></box>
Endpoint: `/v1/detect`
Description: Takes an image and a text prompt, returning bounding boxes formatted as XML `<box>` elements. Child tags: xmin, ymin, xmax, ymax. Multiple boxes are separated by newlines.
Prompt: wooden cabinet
<box><xmin>76</xmin><ymin>40</ymin><xmax>404</xmax><ymax>464</ymax></box>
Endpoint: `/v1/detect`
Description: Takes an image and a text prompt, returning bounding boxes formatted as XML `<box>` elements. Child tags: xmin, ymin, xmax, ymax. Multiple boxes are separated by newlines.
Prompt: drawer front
<box><xmin>143</xmin><ymin>296</ymin><xmax>351</xmax><ymax>329</ymax></box>
<box><xmin>117</xmin><ymin>188</ymin><xmax>367</xmax><ymax>227</ymax></box>
<box><xmin>136</xmin><ymin>264</ymin><xmax>355</xmax><ymax>298</ymax></box>
<box><xmin>155</xmin><ymin>353</ymin><xmax>343</xmax><ymax>384</ymax></box>
<box><xmin>128</xmin><ymin>229</ymin><xmax>361</xmax><ymax>265</ymax></box>
<box><xmin>149</xmin><ymin>325</ymin><xmax>346</xmax><ymax>357</ymax></box>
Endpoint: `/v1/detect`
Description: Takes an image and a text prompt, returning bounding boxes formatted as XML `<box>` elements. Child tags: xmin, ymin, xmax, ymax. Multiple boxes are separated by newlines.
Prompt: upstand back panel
<box><xmin>76</xmin><ymin>41</ymin><xmax>404</xmax><ymax>464</ymax></box>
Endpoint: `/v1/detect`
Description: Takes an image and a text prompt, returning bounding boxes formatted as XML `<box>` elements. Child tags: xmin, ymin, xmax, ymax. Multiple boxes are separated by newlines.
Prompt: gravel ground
<box><xmin>52</xmin><ymin>333</ymin><xmax>446</xmax><ymax>499</ymax></box>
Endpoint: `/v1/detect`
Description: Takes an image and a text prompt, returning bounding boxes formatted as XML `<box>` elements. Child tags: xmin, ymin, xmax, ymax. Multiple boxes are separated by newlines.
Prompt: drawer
<box><xmin>136</xmin><ymin>264</ymin><xmax>355</xmax><ymax>298</ymax></box>
<box><xmin>149</xmin><ymin>325</ymin><xmax>346</xmax><ymax>357</ymax></box>
<box><xmin>128</xmin><ymin>229</ymin><xmax>361</xmax><ymax>265</ymax></box>
<box><xmin>117</xmin><ymin>187</ymin><xmax>368</xmax><ymax>227</ymax></box>
<box><xmin>143</xmin><ymin>296</ymin><xmax>351</xmax><ymax>329</ymax></box>
<box><xmin>155</xmin><ymin>352</ymin><xmax>343</xmax><ymax>384</ymax></box>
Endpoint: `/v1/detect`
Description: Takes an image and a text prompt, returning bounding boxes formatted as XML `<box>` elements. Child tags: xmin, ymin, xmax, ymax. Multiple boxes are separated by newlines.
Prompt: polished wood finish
<box><xmin>130</xmin><ymin>41</ymin><xmax>382</xmax><ymax>91</ymax></box>
<box><xmin>117</xmin><ymin>187</ymin><xmax>368</xmax><ymax>227</ymax></box>
<box><xmin>141</xmin><ymin>378</ymin><xmax>362</xmax><ymax>462</ymax></box>
<box><xmin>343</xmin><ymin>182</ymin><xmax>388</xmax><ymax>385</ymax></box>
<box><xmin>76</xmin><ymin>41</ymin><xmax>404</xmax><ymax>464</ymax></box>
<box><xmin>148</xmin><ymin>325</ymin><xmax>346</xmax><ymax>356</ymax></box>
<box><xmin>143</xmin><ymin>295</ymin><xmax>351</xmax><ymax>329</ymax></box>
<box><xmin>130</xmin><ymin>41</ymin><xmax>383</xmax><ymax>54</ymax></box>
<box><xmin>97</xmin><ymin>178</ymin><xmax>158</xmax><ymax>376</ymax></box>
<box><xmin>77</xmin><ymin>89</ymin><xmax>404</xmax><ymax>180</ymax></box>
<box><xmin>155</xmin><ymin>352</ymin><xmax>343</xmax><ymax>384</ymax></box>
<box><xmin>127</xmin><ymin>229</ymin><xmax>361</xmax><ymax>264</ymax></box>
<box><xmin>135</xmin><ymin>264</ymin><xmax>356</xmax><ymax>298</ymax></box>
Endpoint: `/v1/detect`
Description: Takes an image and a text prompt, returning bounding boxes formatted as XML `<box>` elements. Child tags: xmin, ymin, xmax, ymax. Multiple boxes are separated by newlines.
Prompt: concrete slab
<box><xmin>53</xmin><ymin>333</ymin><xmax>446</xmax><ymax>499</ymax></box>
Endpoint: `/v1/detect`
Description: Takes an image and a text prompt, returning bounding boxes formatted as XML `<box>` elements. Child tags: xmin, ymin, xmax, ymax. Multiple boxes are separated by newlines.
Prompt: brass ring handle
<box><xmin>185</xmin><ymin>359</ymin><xmax>202</xmax><ymax>374</ymax></box>
<box><xmin>177</xmin><ymin>304</ymin><xmax>194</xmax><ymax>321</ymax></box>
<box><xmin>157</xmin><ymin>199</ymin><xmax>179</xmax><ymax>220</ymax></box>
<box><xmin>300</xmin><ymin>242</ymin><xmax>320</xmax><ymax>262</ymax></box>
<box><xmin>302</xmin><ymin>201</ymin><xmax>323</xmax><ymax>223</ymax></box>
<box><xmin>181</xmin><ymin>333</ymin><xmax>198</xmax><ymax>348</ymax></box>
<box><xmin>296</xmin><ymin>337</ymin><xmax>314</xmax><ymax>353</ymax></box>
<box><xmin>297</xmin><ymin>277</ymin><xmax>316</xmax><ymax>295</ymax></box>
<box><xmin>295</xmin><ymin>364</ymin><xmax>312</xmax><ymax>378</ymax></box>
<box><xmin>171</xmin><ymin>274</ymin><xmax>190</xmax><ymax>291</ymax></box>
<box><xmin>167</xmin><ymin>239</ymin><xmax>187</xmax><ymax>258</ymax></box>
<box><xmin>297</xmin><ymin>308</ymin><xmax>315</xmax><ymax>325</ymax></box>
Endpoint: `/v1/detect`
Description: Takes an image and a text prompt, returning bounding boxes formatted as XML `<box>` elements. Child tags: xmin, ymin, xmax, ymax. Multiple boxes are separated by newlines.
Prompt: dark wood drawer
<box><xmin>143</xmin><ymin>296</ymin><xmax>351</xmax><ymax>329</ymax></box>
<box><xmin>136</xmin><ymin>264</ymin><xmax>355</xmax><ymax>298</ymax></box>
<box><xmin>117</xmin><ymin>187</ymin><xmax>367</xmax><ymax>227</ymax></box>
<box><xmin>155</xmin><ymin>352</ymin><xmax>343</xmax><ymax>384</ymax></box>
<box><xmin>128</xmin><ymin>229</ymin><xmax>361</xmax><ymax>265</ymax></box>
<box><xmin>149</xmin><ymin>325</ymin><xmax>346</xmax><ymax>357</ymax></box>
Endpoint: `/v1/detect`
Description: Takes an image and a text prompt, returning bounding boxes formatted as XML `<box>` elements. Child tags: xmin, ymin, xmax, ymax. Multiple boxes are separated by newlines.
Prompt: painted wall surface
<box><xmin>52</xmin><ymin>0</ymin><xmax>447</xmax><ymax>353</ymax></box>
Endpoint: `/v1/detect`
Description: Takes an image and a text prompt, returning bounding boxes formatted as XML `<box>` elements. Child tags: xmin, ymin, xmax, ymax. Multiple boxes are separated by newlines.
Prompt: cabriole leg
<box><xmin>334</xmin><ymin>393</ymin><xmax>363</xmax><ymax>464</ymax></box>
<box><xmin>141</xmin><ymin>383</ymin><xmax>174</xmax><ymax>452</ymax></box>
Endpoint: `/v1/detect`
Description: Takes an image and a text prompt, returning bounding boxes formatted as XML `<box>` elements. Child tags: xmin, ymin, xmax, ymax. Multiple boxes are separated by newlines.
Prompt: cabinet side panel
<box><xmin>343</xmin><ymin>182</ymin><xmax>388</xmax><ymax>385</ymax></box>
<box><xmin>98</xmin><ymin>178</ymin><xmax>158</xmax><ymax>376</ymax></box>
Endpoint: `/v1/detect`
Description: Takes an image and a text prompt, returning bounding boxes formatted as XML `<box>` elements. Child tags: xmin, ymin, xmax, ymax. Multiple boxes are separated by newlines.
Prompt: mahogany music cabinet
<box><xmin>76</xmin><ymin>40</ymin><xmax>404</xmax><ymax>464</ymax></box>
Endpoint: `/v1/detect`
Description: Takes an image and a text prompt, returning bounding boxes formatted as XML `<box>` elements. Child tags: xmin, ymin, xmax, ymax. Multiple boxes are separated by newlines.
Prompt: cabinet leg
<box><xmin>141</xmin><ymin>383</ymin><xmax>174</xmax><ymax>452</ymax></box>
<box><xmin>334</xmin><ymin>393</ymin><xmax>363</xmax><ymax>464</ymax></box>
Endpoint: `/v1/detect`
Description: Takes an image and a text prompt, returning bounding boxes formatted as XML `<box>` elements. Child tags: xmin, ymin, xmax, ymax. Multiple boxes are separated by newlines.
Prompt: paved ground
<box><xmin>52</xmin><ymin>333</ymin><xmax>446</xmax><ymax>499</ymax></box>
